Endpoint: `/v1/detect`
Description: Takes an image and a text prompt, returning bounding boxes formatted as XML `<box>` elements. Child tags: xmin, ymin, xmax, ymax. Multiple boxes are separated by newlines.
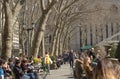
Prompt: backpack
<box><xmin>45</xmin><ymin>55</ymin><xmax>50</xmax><ymax>64</ymax></box>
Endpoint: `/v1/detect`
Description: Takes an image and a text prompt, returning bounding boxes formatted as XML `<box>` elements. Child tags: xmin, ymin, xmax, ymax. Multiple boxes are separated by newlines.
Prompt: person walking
<box><xmin>44</xmin><ymin>52</ymin><xmax>52</xmax><ymax>74</ymax></box>
<box><xmin>62</xmin><ymin>51</ymin><xmax>69</xmax><ymax>64</ymax></box>
<box><xmin>68</xmin><ymin>50</ymin><xmax>74</xmax><ymax>68</ymax></box>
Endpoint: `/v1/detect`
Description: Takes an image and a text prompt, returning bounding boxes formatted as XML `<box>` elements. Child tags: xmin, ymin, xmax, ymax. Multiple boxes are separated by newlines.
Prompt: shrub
<box><xmin>50</xmin><ymin>56</ymin><xmax>56</xmax><ymax>61</ymax></box>
<box><xmin>109</xmin><ymin>43</ymin><xmax>117</xmax><ymax>58</ymax></box>
<box><xmin>115</xmin><ymin>42</ymin><xmax>120</xmax><ymax>59</ymax></box>
<box><xmin>33</xmin><ymin>58</ymin><xmax>42</xmax><ymax>64</ymax></box>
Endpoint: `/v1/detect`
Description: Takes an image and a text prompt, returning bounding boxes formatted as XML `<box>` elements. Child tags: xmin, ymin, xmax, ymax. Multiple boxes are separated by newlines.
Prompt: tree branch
<box><xmin>13</xmin><ymin>0</ymin><xmax>19</xmax><ymax>10</ymax></box>
<box><xmin>53</xmin><ymin>6</ymin><xmax>59</xmax><ymax>14</ymax></box>
<box><xmin>48</xmin><ymin>0</ymin><xmax>52</xmax><ymax>4</ymax></box>
<box><xmin>61</xmin><ymin>0</ymin><xmax>79</xmax><ymax>13</ymax></box>
<box><xmin>40</xmin><ymin>0</ymin><xmax>45</xmax><ymax>12</ymax></box>
<box><xmin>45</xmin><ymin>0</ymin><xmax>57</xmax><ymax>12</ymax></box>
<box><xmin>53</xmin><ymin>0</ymin><xmax>63</xmax><ymax>14</ymax></box>
<box><xmin>58</xmin><ymin>0</ymin><xmax>63</xmax><ymax>12</ymax></box>
<box><xmin>13</xmin><ymin>0</ymin><xmax>25</xmax><ymax>16</ymax></box>
<box><xmin>3</xmin><ymin>0</ymin><xmax>12</xmax><ymax>16</ymax></box>
<box><xmin>70</xmin><ymin>8</ymin><xmax>107</xmax><ymax>15</ymax></box>
<box><xmin>0</xmin><ymin>0</ymin><xmax>3</xmax><ymax>4</ymax></box>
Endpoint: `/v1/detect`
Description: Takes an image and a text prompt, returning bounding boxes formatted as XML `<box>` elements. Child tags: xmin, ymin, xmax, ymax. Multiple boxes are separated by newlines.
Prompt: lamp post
<box><xmin>44</xmin><ymin>34</ymin><xmax>51</xmax><ymax>55</ymax></box>
<box><xmin>23</xmin><ymin>23</ymin><xmax>35</xmax><ymax>56</ymax></box>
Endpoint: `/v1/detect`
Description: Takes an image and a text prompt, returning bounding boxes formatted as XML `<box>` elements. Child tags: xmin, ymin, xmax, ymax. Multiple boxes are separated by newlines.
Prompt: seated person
<box><xmin>93</xmin><ymin>58</ymin><xmax>120</xmax><ymax>79</ymax></box>
<box><xmin>2</xmin><ymin>60</ymin><xmax>12</xmax><ymax>79</ymax></box>
<box><xmin>13</xmin><ymin>60</ymin><xmax>24</xmax><ymax>79</ymax></box>
<box><xmin>21</xmin><ymin>59</ymin><xmax>35</xmax><ymax>79</ymax></box>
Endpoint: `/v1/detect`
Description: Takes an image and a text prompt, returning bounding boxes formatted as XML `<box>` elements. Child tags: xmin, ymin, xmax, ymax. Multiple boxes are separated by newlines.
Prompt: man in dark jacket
<box><xmin>68</xmin><ymin>50</ymin><xmax>74</xmax><ymax>68</ymax></box>
<box><xmin>13</xmin><ymin>60</ymin><xmax>24</xmax><ymax>79</ymax></box>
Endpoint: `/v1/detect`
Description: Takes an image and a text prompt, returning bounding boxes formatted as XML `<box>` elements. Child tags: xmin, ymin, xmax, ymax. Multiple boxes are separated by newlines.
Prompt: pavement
<box><xmin>45</xmin><ymin>64</ymin><xmax>75</xmax><ymax>79</ymax></box>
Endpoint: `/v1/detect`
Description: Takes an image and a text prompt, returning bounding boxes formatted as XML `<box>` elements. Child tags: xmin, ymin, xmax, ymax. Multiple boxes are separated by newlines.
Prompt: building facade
<box><xmin>70</xmin><ymin>0</ymin><xmax>120</xmax><ymax>51</ymax></box>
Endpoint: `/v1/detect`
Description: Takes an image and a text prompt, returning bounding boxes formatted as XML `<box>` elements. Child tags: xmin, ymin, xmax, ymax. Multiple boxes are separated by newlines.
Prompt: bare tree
<box><xmin>49</xmin><ymin>0</ymin><xmax>99</xmax><ymax>55</ymax></box>
<box><xmin>1</xmin><ymin>0</ymin><xmax>25</xmax><ymax>60</ymax></box>
<box><xmin>50</xmin><ymin>0</ymin><xmax>80</xmax><ymax>55</ymax></box>
<box><xmin>31</xmin><ymin>0</ymin><xmax>58</xmax><ymax>57</ymax></box>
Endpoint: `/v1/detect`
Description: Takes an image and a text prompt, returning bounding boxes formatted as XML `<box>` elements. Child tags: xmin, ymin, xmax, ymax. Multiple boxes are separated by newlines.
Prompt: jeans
<box><xmin>45</xmin><ymin>64</ymin><xmax>50</xmax><ymax>73</ymax></box>
<box><xmin>22</xmin><ymin>74</ymin><xmax>30</xmax><ymax>79</ymax></box>
<box><xmin>27</xmin><ymin>73</ymin><xmax>35</xmax><ymax>79</ymax></box>
<box><xmin>0</xmin><ymin>75</ymin><xmax>4</xmax><ymax>79</ymax></box>
<box><xmin>69</xmin><ymin>59</ymin><xmax>74</xmax><ymax>68</ymax></box>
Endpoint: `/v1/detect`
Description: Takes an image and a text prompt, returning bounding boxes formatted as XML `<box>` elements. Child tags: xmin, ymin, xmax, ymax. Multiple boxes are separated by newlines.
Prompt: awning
<box><xmin>81</xmin><ymin>45</ymin><xmax>92</xmax><ymax>50</ymax></box>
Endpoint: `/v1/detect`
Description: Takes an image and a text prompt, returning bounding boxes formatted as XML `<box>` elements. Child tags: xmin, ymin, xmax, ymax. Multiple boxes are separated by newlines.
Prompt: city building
<box><xmin>70</xmin><ymin>0</ymin><xmax>120</xmax><ymax>51</ymax></box>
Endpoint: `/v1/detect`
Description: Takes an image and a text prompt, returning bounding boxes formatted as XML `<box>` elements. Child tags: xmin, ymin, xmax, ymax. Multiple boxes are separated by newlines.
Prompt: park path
<box><xmin>46</xmin><ymin>64</ymin><xmax>74</xmax><ymax>79</ymax></box>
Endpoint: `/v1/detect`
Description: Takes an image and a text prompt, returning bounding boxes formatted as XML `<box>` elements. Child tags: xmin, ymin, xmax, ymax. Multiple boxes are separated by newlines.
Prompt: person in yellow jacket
<box><xmin>44</xmin><ymin>52</ymin><xmax>52</xmax><ymax>73</ymax></box>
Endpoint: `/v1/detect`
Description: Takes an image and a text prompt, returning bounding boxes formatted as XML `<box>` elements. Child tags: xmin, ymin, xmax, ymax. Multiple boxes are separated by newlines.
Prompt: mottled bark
<box><xmin>54</xmin><ymin>29</ymin><xmax>61</xmax><ymax>56</ymax></box>
<box><xmin>50</xmin><ymin>28</ymin><xmax>59</xmax><ymax>55</ymax></box>
<box><xmin>2</xmin><ymin>1</ymin><xmax>13</xmax><ymax>59</ymax></box>
<box><xmin>31</xmin><ymin>0</ymin><xmax>57</xmax><ymax>57</ymax></box>
<box><xmin>1</xmin><ymin>0</ymin><xmax>24</xmax><ymax>60</ymax></box>
<box><xmin>31</xmin><ymin>11</ymin><xmax>51</xmax><ymax>57</ymax></box>
<box><xmin>41</xmin><ymin>33</ymin><xmax>45</xmax><ymax>57</ymax></box>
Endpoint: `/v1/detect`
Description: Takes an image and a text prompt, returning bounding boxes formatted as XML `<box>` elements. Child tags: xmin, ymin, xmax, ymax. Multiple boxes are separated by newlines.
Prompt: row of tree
<box><xmin>0</xmin><ymin>0</ymin><xmax>91</xmax><ymax>60</ymax></box>
<box><xmin>0</xmin><ymin>0</ymin><xmax>119</xmax><ymax>60</ymax></box>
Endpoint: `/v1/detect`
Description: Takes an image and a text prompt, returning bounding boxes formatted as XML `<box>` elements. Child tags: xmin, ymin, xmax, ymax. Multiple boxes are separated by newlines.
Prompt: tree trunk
<box><xmin>21</xmin><ymin>40</ymin><xmax>25</xmax><ymax>55</ymax></box>
<box><xmin>58</xmin><ymin>38</ymin><xmax>61</xmax><ymax>55</ymax></box>
<box><xmin>41</xmin><ymin>34</ymin><xmax>45</xmax><ymax>57</ymax></box>
<box><xmin>50</xmin><ymin>28</ymin><xmax>59</xmax><ymax>56</ymax></box>
<box><xmin>62</xmin><ymin>26</ymin><xmax>71</xmax><ymax>51</ymax></box>
<box><xmin>58</xmin><ymin>31</ymin><xmax>64</xmax><ymax>55</ymax></box>
<box><xmin>31</xmin><ymin>10</ymin><xmax>52</xmax><ymax>57</ymax></box>
<box><xmin>58</xmin><ymin>39</ymin><xmax>63</xmax><ymax>55</ymax></box>
<box><xmin>54</xmin><ymin>30</ymin><xmax>60</xmax><ymax>56</ymax></box>
<box><xmin>2</xmin><ymin>1</ymin><xmax>14</xmax><ymax>60</ymax></box>
<box><xmin>58</xmin><ymin>25</ymin><xmax>65</xmax><ymax>55</ymax></box>
<box><xmin>31</xmin><ymin>0</ymin><xmax>57</xmax><ymax>57</ymax></box>
<box><xmin>1</xmin><ymin>0</ymin><xmax>23</xmax><ymax>60</ymax></box>
<box><xmin>81</xmin><ymin>27</ymin><xmax>86</xmax><ymax>47</ymax></box>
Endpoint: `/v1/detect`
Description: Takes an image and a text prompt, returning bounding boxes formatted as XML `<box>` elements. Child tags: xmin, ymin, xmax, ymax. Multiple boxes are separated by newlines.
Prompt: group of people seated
<box><xmin>0</xmin><ymin>56</ymin><xmax>38</xmax><ymax>79</ymax></box>
<box><xmin>74</xmin><ymin>50</ymin><xmax>120</xmax><ymax>79</ymax></box>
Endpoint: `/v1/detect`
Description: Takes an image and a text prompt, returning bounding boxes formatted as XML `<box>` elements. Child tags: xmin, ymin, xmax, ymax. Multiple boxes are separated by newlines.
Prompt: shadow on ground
<box><xmin>61</xmin><ymin>74</ymin><xmax>74</xmax><ymax>79</ymax></box>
